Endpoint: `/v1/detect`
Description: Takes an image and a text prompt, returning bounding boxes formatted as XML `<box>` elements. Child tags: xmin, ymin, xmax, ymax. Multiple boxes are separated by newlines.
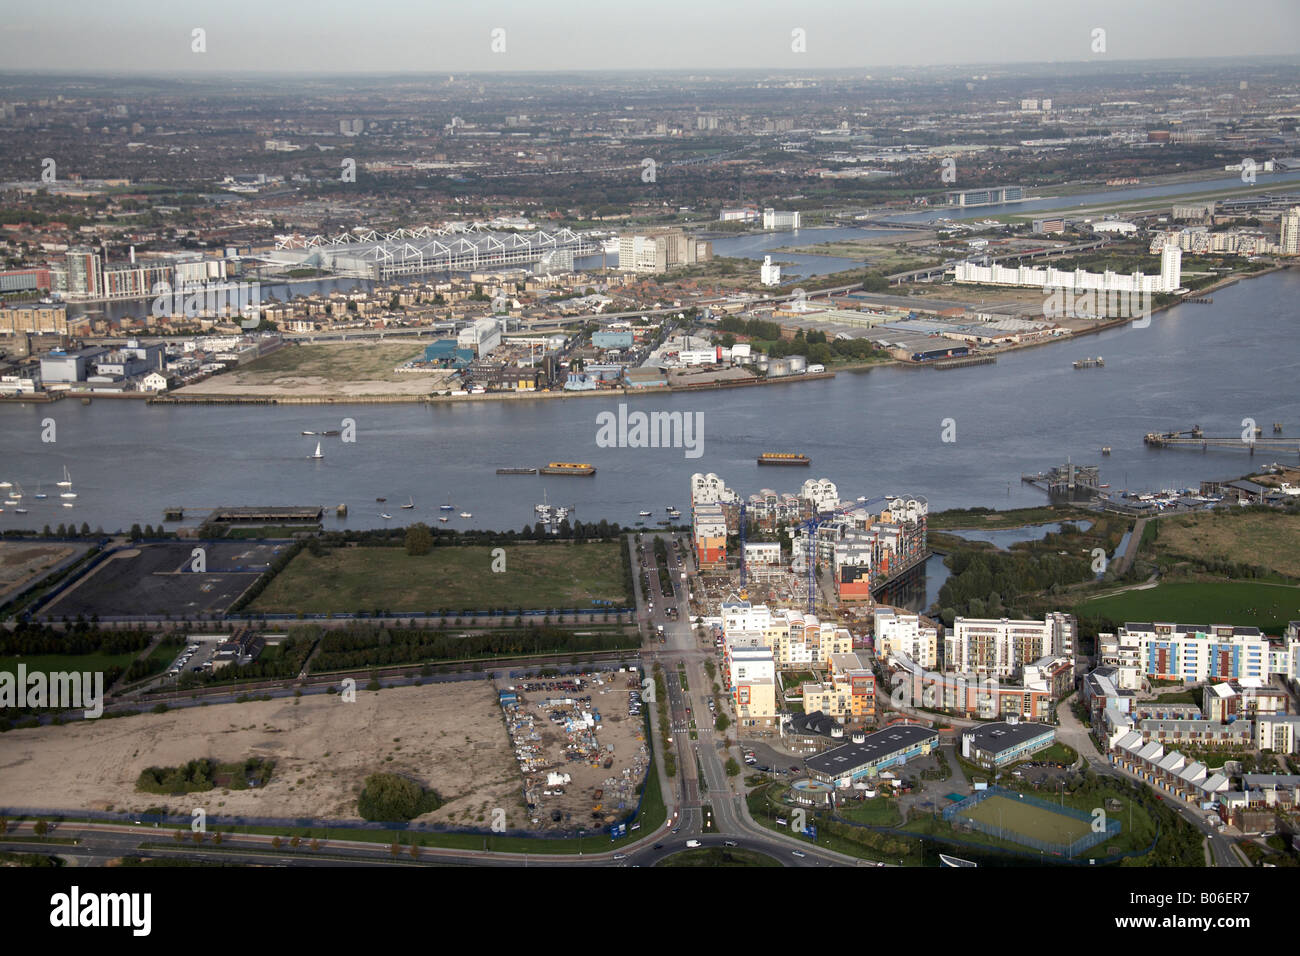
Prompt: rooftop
<box><xmin>804</xmin><ymin>724</ymin><xmax>937</xmax><ymax>776</ymax></box>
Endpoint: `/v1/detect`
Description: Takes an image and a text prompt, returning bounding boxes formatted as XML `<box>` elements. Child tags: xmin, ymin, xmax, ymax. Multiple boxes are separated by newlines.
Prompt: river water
<box><xmin>5</xmin><ymin>262</ymin><xmax>1299</xmax><ymax>537</ymax></box>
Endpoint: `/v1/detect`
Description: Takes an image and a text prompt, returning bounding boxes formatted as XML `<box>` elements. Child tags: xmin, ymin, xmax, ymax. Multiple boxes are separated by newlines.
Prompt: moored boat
<box><xmin>757</xmin><ymin>452</ymin><xmax>811</xmax><ymax>466</ymax></box>
<box><xmin>540</xmin><ymin>461</ymin><xmax>596</xmax><ymax>476</ymax></box>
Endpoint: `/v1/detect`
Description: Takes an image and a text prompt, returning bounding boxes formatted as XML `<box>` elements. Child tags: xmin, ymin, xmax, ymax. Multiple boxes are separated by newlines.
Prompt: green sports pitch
<box><xmin>958</xmin><ymin>794</ymin><xmax>1093</xmax><ymax>846</ymax></box>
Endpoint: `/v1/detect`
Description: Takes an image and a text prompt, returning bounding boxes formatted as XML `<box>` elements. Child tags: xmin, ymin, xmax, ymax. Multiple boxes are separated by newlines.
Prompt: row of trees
<box><xmin>1</xmin><ymin>621</ymin><xmax>148</xmax><ymax>657</ymax></box>
<box><xmin>313</xmin><ymin>624</ymin><xmax>637</xmax><ymax>671</ymax></box>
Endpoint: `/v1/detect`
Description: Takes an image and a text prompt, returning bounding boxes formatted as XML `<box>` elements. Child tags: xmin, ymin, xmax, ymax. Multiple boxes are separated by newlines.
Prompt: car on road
<box><xmin>724</xmin><ymin>840</ymin><xmax>737</xmax><ymax>847</ymax></box>
<box><xmin>612</xmin><ymin>853</ymin><xmax>627</xmax><ymax>861</ymax></box>
<box><xmin>653</xmin><ymin>843</ymin><xmax>664</xmax><ymax>850</ymax></box>
<box><xmin>791</xmin><ymin>850</ymin><xmax>807</xmax><ymax>858</ymax></box>
<box><xmin>685</xmin><ymin>839</ymin><xmax>701</xmax><ymax>848</ymax></box>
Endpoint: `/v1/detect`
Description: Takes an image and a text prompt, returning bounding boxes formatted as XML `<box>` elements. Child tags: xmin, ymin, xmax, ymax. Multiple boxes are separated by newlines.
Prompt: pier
<box><xmin>1144</xmin><ymin>426</ymin><xmax>1300</xmax><ymax>455</ymax></box>
<box><xmin>1022</xmin><ymin>461</ymin><xmax>1103</xmax><ymax>498</ymax></box>
<box><xmin>930</xmin><ymin>355</ymin><xmax>995</xmax><ymax>370</ymax></box>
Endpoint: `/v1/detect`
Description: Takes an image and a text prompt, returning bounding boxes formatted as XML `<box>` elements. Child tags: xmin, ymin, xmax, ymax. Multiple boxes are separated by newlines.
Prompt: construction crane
<box><xmin>790</xmin><ymin>499</ymin><xmax>880</xmax><ymax>614</ymax></box>
<box><xmin>791</xmin><ymin>512</ymin><xmax>834</xmax><ymax>615</ymax></box>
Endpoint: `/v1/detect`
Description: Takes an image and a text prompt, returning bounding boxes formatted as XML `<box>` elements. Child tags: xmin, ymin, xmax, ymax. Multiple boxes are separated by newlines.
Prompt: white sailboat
<box><xmin>10</xmin><ymin>482</ymin><xmax>22</xmax><ymax>500</ymax></box>
<box><xmin>400</xmin><ymin>496</ymin><xmax>415</xmax><ymax>510</ymax></box>
<box><xmin>309</xmin><ymin>441</ymin><xmax>323</xmax><ymax>460</ymax></box>
<box><xmin>57</xmin><ymin>466</ymin><xmax>72</xmax><ymax>487</ymax></box>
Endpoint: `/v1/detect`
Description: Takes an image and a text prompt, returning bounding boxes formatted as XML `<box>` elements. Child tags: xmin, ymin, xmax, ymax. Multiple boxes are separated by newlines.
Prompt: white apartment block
<box><xmin>1102</xmin><ymin>623</ymin><xmax>1274</xmax><ymax>684</ymax></box>
<box><xmin>720</xmin><ymin>599</ymin><xmax>772</xmax><ymax>636</ymax></box>
<box><xmin>728</xmin><ymin>645</ymin><xmax>775</xmax><ymax>687</ymax></box>
<box><xmin>946</xmin><ymin>613</ymin><xmax>1076</xmax><ymax>678</ymax></box>
<box><xmin>1255</xmin><ymin>714</ymin><xmax>1300</xmax><ymax>755</ymax></box>
<box><xmin>743</xmin><ymin>542</ymin><xmax>782</xmax><ymax>566</ymax></box>
<box><xmin>1281</xmin><ymin>206</ymin><xmax>1300</xmax><ymax>256</ymax></box>
<box><xmin>762</xmin><ymin>208</ymin><xmax>801</xmax><ymax>230</ymax></box>
<box><xmin>874</xmin><ymin>607</ymin><xmax>940</xmax><ymax>669</ymax></box>
<box><xmin>691</xmin><ymin>471</ymin><xmax>738</xmax><ymax>506</ymax></box>
<box><xmin>953</xmin><ymin>244</ymin><xmax>1181</xmax><ymax>294</ymax></box>
<box><xmin>800</xmin><ymin>477</ymin><xmax>840</xmax><ymax>513</ymax></box>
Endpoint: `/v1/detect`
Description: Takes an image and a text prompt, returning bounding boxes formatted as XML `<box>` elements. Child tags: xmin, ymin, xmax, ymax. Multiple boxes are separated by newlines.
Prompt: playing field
<box><xmin>959</xmin><ymin>794</ymin><xmax>1093</xmax><ymax>845</ymax></box>
<box><xmin>1075</xmin><ymin>580</ymin><xmax>1300</xmax><ymax>633</ymax></box>
<box><xmin>249</xmin><ymin>541</ymin><xmax>630</xmax><ymax>614</ymax></box>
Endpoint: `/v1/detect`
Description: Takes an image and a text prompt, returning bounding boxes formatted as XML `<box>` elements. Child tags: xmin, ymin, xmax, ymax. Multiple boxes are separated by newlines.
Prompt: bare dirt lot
<box><xmin>0</xmin><ymin>541</ymin><xmax>81</xmax><ymax>600</ymax></box>
<box><xmin>175</xmin><ymin>342</ymin><xmax>459</xmax><ymax>399</ymax></box>
<box><xmin>0</xmin><ymin>680</ymin><xmax>527</xmax><ymax>827</ymax></box>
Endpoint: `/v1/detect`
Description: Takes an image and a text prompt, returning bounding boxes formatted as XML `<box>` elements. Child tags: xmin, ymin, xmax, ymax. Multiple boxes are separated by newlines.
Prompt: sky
<box><xmin>0</xmin><ymin>0</ymin><xmax>1297</xmax><ymax>73</ymax></box>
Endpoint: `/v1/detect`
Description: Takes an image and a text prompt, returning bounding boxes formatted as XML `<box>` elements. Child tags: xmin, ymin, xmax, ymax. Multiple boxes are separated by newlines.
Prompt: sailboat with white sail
<box><xmin>309</xmin><ymin>441</ymin><xmax>324</xmax><ymax>460</ymax></box>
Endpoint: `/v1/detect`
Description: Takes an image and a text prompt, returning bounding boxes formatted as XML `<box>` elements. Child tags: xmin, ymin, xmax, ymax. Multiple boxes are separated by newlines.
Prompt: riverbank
<box><xmin>153</xmin><ymin>369</ymin><xmax>842</xmax><ymax>405</ymax></box>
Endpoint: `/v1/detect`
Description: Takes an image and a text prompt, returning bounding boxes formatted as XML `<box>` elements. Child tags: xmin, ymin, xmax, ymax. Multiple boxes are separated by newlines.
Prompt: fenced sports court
<box><xmin>942</xmin><ymin>786</ymin><xmax>1120</xmax><ymax>858</ymax></box>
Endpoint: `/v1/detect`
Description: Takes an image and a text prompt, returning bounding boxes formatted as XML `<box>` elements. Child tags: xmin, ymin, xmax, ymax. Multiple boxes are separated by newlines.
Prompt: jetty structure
<box><xmin>1144</xmin><ymin>426</ymin><xmax>1300</xmax><ymax>455</ymax></box>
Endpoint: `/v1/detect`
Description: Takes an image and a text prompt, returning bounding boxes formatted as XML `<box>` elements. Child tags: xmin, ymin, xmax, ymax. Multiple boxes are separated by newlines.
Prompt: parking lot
<box><xmin>40</xmin><ymin>541</ymin><xmax>286</xmax><ymax>619</ymax></box>
<box><xmin>162</xmin><ymin>637</ymin><xmax>223</xmax><ymax>681</ymax></box>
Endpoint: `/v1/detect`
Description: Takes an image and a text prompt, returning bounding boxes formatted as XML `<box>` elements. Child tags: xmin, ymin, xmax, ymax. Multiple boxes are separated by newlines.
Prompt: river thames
<box><xmin>3</xmin><ymin>268</ymin><xmax>1298</xmax><ymax>536</ymax></box>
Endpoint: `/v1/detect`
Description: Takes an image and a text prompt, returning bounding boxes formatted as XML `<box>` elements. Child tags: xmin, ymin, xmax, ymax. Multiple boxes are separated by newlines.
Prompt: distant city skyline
<box><xmin>1</xmin><ymin>0</ymin><xmax>1298</xmax><ymax>74</ymax></box>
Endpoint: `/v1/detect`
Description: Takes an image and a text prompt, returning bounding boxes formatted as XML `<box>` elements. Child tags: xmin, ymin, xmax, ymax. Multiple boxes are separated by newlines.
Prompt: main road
<box><xmin>626</xmin><ymin>531</ymin><xmax>870</xmax><ymax>868</ymax></box>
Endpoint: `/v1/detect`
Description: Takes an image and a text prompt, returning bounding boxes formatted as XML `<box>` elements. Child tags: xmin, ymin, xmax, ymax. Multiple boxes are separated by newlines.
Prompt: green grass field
<box><xmin>250</xmin><ymin>542</ymin><xmax>629</xmax><ymax>614</ymax></box>
<box><xmin>0</xmin><ymin>652</ymin><xmax>140</xmax><ymax>677</ymax></box>
<box><xmin>959</xmin><ymin>794</ymin><xmax>1092</xmax><ymax>846</ymax></box>
<box><xmin>1075</xmin><ymin>581</ymin><xmax>1300</xmax><ymax>633</ymax></box>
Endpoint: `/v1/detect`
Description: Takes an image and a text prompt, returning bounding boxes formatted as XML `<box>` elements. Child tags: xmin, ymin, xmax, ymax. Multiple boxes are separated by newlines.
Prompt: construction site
<box><xmin>498</xmin><ymin>669</ymin><xmax>651</xmax><ymax>833</ymax></box>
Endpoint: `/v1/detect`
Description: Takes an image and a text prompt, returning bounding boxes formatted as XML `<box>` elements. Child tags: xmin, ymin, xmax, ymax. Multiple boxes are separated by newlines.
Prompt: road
<box><xmin>626</xmin><ymin>531</ymin><xmax>870</xmax><ymax>867</ymax></box>
<box><xmin>1054</xmin><ymin>691</ymin><xmax>1244</xmax><ymax>867</ymax></box>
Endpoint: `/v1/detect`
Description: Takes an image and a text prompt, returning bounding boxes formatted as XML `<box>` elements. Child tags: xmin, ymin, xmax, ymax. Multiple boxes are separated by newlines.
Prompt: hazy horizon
<box><xmin>1</xmin><ymin>0</ymin><xmax>1298</xmax><ymax>74</ymax></box>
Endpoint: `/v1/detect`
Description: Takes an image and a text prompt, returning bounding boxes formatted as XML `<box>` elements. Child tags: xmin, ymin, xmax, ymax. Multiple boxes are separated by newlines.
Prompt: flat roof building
<box><xmin>804</xmin><ymin>723</ymin><xmax>938</xmax><ymax>785</ymax></box>
<box><xmin>961</xmin><ymin>720</ymin><xmax>1056</xmax><ymax>769</ymax></box>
